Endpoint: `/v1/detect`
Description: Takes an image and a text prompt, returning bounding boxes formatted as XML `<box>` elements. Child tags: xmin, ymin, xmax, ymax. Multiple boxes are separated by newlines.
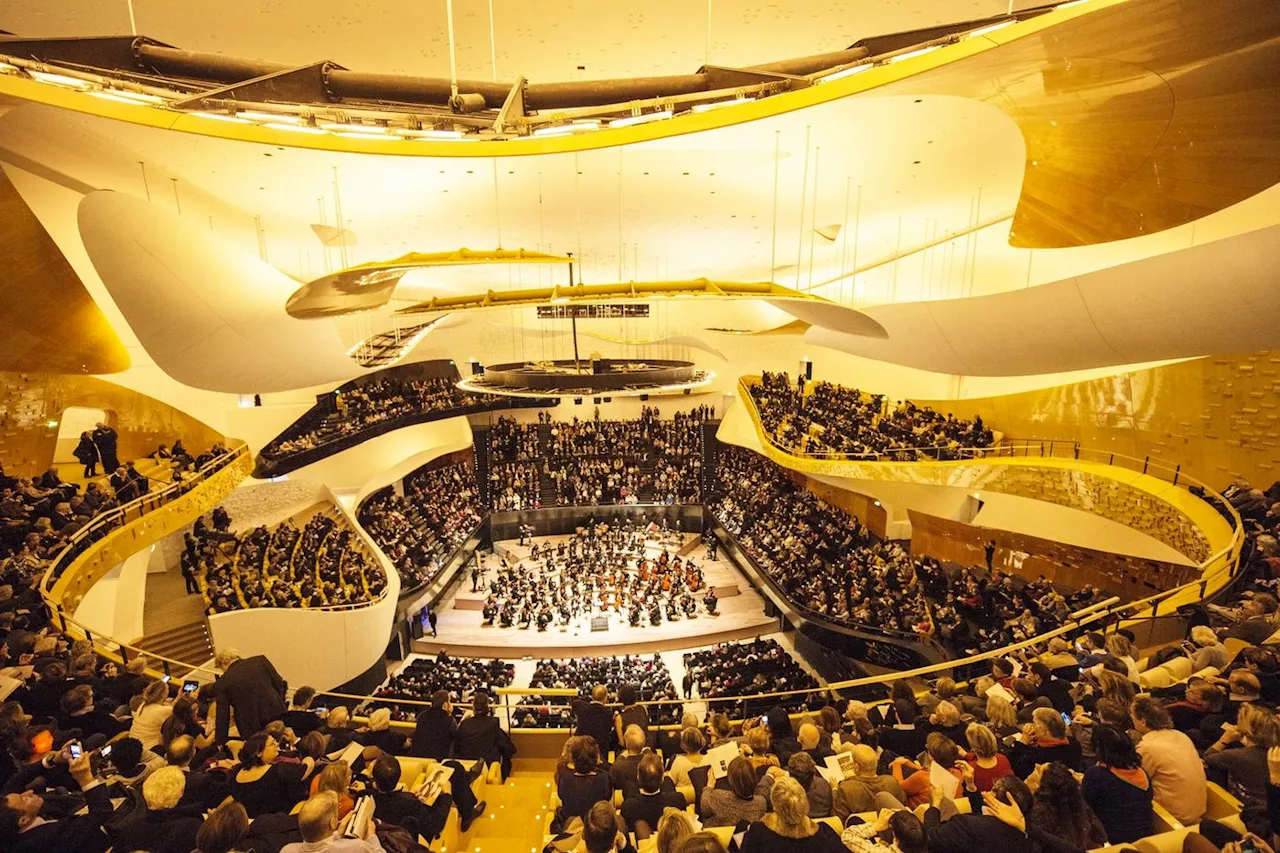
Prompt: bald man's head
<box><xmin>852</xmin><ymin>744</ymin><xmax>878</xmax><ymax>774</ymax></box>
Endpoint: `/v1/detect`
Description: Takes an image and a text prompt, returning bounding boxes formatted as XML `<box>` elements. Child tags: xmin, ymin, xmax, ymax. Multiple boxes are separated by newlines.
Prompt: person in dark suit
<box><xmin>370</xmin><ymin>753</ymin><xmax>488</xmax><ymax>837</ymax></box>
<box><xmin>620</xmin><ymin>754</ymin><xmax>685</xmax><ymax>833</ymax></box>
<box><xmin>166</xmin><ymin>735</ymin><xmax>227</xmax><ymax>809</ymax></box>
<box><xmin>280</xmin><ymin>686</ymin><xmax>323</xmax><ymax>738</ymax></box>
<box><xmin>91</xmin><ymin>423</ymin><xmax>119</xmax><ymax>473</ymax></box>
<box><xmin>206</xmin><ymin>649</ymin><xmax>286</xmax><ymax>743</ymax></box>
<box><xmin>456</xmin><ymin>692</ymin><xmax>515</xmax><ymax>781</ymax></box>
<box><xmin>572</xmin><ymin>684</ymin><xmax>615</xmax><ymax>757</ymax></box>
<box><xmin>410</xmin><ymin>689</ymin><xmax>457</xmax><ymax>759</ymax></box>
<box><xmin>0</xmin><ymin>753</ymin><xmax>113</xmax><ymax>853</ymax></box>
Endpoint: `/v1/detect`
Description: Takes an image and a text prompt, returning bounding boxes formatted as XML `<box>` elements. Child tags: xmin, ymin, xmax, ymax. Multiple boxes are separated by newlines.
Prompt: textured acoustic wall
<box><xmin>0</xmin><ymin>372</ymin><xmax>225</xmax><ymax>478</ymax></box>
<box><xmin>790</xmin><ymin>470</ymin><xmax>888</xmax><ymax>539</ymax></box>
<box><xmin>913</xmin><ymin>349</ymin><xmax>1280</xmax><ymax>494</ymax></box>
<box><xmin>907</xmin><ymin>509</ymin><xmax>1201</xmax><ymax>604</ymax></box>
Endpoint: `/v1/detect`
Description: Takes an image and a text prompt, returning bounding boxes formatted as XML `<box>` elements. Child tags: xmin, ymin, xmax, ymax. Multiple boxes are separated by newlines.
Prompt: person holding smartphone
<box><xmin>0</xmin><ymin>750</ymin><xmax>114</xmax><ymax>853</ymax></box>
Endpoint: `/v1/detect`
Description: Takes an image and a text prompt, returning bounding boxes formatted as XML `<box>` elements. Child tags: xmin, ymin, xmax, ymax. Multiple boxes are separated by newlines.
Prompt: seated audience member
<box><xmin>111</xmin><ymin>766</ymin><xmax>204</xmax><ymax>853</ymax></box>
<box><xmin>0</xmin><ymin>753</ymin><xmax>111</xmax><ymax>853</ymax></box>
<box><xmin>572</xmin><ymin>684</ymin><xmax>616</xmax><ymax>756</ymax></box>
<box><xmin>320</xmin><ymin>707</ymin><xmax>358</xmax><ymax>753</ymax></box>
<box><xmin>655</xmin><ymin>808</ymin><xmax>698</xmax><ymax>853</ymax></box>
<box><xmin>410</xmin><ymin>689</ymin><xmax>457</xmax><ymax>759</ymax></box>
<box><xmin>1028</xmin><ymin>662</ymin><xmax>1073</xmax><ymax>714</ymax></box>
<box><xmin>1041</xmin><ymin>638</ymin><xmax>1081</xmax><ymax>679</ymax></box>
<box><xmin>368</xmin><ymin>754</ymin><xmax>451</xmax><ymax>842</ymax></box>
<box><xmin>832</xmin><ymin>743</ymin><xmax>906</xmax><ymax>819</ymax></box>
<box><xmin>129</xmin><ymin>676</ymin><xmax>175</xmax><ymax>747</ymax></box>
<box><xmin>161</xmin><ymin>695</ymin><xmax>213</xmax><ymax>751</ymax></box>
<box><xmin>352</xmin><ymin>709</ymin><xmax>400</xmax><ymax>756</ymax></box>
<box><xmin>679</xmin><ymin>832</ymin><xmax>731</xmax><ymax>853</ymax></box>
<box><xmin>924</xmin><ymin>776</ymin><xmax>1052</xmax><ymax>853</ymax></box>
<box><xmin>841</xmin><ymin>807</ymin><xmax>928</xmax><ymax>853</ymax></box>
<box><xmin>281</xmin><ymin>791</ymin><xmax>380</xmax><ymax>853</ymax></box>
<box><xmin>765</xmin><ymin>706</ymin><xmax>800</xmax><ymax>764</ymax></box>
<box><xmin>616</xmin><ymin>683</ymin><xmax>650</xmax><ymax>742</ymax></box>
<box><xmin>58</xmin><ymin>684</ymin><xmax>126</xmax><ymax>741</ymax></box>
<box><xmin>1131</xmin><ymin>695</ymin><xmax>1208</xmax><ymax>825</ymax></box>
<box><xmin>744</xmin><ymin>726</ymin><xmax>778</xmax><ymax>774</ymax></box>
<box><xmin>797</xmin><ymin>721</ymin><xmax>835</xmax><ymax>763</ymax></box>
<box><xmin>1081</xmin><ymin>723</ymin><xmax>1153</xmax><ymax>844</ymax></box>
<box><xmin>1029</xmin><ymin>762</ymin><xmax>1108</xmax><ymax>850</ymax></box>
<box><xmin>928</xmin><ymin>700</ymin><xmax>969</xmax><ymax>747</ymax></box>
<box><xmin>229</xmin><ymin>732</ymin><xmax>309</xmax><ymax>818</ymax></box>
<box><xmin>556</xmin><ymin>735</ymin><xmax>612</xmax><ymax>827</ymax></box>
<box><xmin>669</xmin><ymin>726</ymin><xmax>707</xmax><ymax>788</ymax></box>
<box><xmin>984</xmin><ymin>693</ymin><xmax>1021</xmax><ymax>738</ymax></box>
<box><xmin>892</xmin><ymin>732</ymin><xmax>963</xmax><ymax>807</ymax></box>
<box><xmin>281</xmin><ymin>686</ymin><xmax>323</xmax><ymax>738</ymax></box>
<box><xmin>965</xmin><ymin>722</ymin><xmax>1013</xmax><ymax>792</ymax></box>
<box><xmin>611</xmin><ymin>724</ymin><xmax>649</xmax><ymax>794</ymax></box>
<box><xmin>1220</xmin><ymin>592</ymin><xmax>1280</xmax><ymax>644</ymax></box>
<box><xmin>1009</xmin><ymin>707</ymin><xmax>1082</xmax><ymax>778</ymax></box>
<box><xmin>1187</xmin><ymin>625</ymin><xmax>1232</xmax><ymax>672</ymax></box>
<box><xmin>106</xmin><ymin>735</ymin><xmax>164</xmax><ymax>787</ymax></box>
<box><xmin>786</xmin><ymin>751</ymin><xmax>832</xmax><ymax>817</ymax></box>
<box><xmin>194</xmin><ymin>801</ymin><xmax>252</xmax><ymax>853</ymax></box>
<box><xmin>167</xmin><ymin>734</ymin><xmax>227</xmax><ymax>808</ymax></box>
<box><xmin>1203</xmin><ymin>702</ymin><xmax>1280</xmax><ymax>812</ymax></box>
<box><xmin>918</xmin><ymin>676</ymin><xmax>958</xmax><ymax>716</ymax></box>
<box><xmin>878</xmin><ymin>699</ymin><xmax>927</xmax><ymax>758</ymax></box>
<box><xmin>701</xmin><ymin>756</ymin><xmax>777</xmax><ymax>827</ymax></box>
<box><xmin>311</xmin><ymin>761</ymin><xmax>355</xmax><ymax>821</ymax></box>
<box><xmin>621</xmin><ymin>753</ymin><xmax>686</xmax><ymax>832</ymax></box>
<box><xmin>739</xmin><ymin>774</ymin><xmax>845</xmax><ymax>852</ymax></box>
<box><xmin>582</xmin><ymin>801</ymin><xmax>639</xmax><ymax>853</ymax></box>
<box><xmin>455</xmin><ymin>691</ymin><xmax>515</xmax><ymax>780</ymax></box>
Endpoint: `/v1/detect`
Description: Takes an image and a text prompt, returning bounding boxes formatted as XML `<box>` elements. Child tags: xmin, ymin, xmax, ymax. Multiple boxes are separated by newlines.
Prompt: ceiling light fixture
<box><xmin>967</xmin><ymin>20</ymin><xmax>1015</xmax><ymax>38</ymax></box>
<box><xmin>397</xmin><ymin>128</ymin><xmax>469</xmax><ymax>140</ymax></box>
<box><xmin>238</xmin><ymin>110</ymin><xmax>304</xmax><ymax>124</ymax></box>
<box><xmin>28</xmin><ymin>69</ymin><xmax>94</xmax><ymax>89</ymax></box>
<box><xmin>1056</xmin><ymin>0</ymin><xmax>1089</xmax><ymax>7</ymax></box>
<box><xmin>816</xmin><ymin>64</ymin><xmax>872</xmax><ymax>84</ymax></box>
<box><xmin>608</xmin><ymin>109</ymin><xmax>673</xmax><ymax>129</ymax></box>
<box><xmin>191</xmin><ymin>111</ymin><xmax>252</xmax><ymax>124</ymax></box>
<box><xmin>319</xmin><ymin>121</ymin><xmax>390</xmax><ymax>134</ymax></box>
<box><xmin>691</xmin><ymin>97</ymin><xmax>756</xmax><ymax>113</ymax></box>
<box><xmin>105</xmin><ymin>88</ymin><xmax>166</xmax><ymax>104</ymax></box>
<box><xmin>532</xmin><ymin>122</ymin><xmax>601</xmax><ymax>137</ymax></box>
<box><xmin>887</xmin><ymin>45</ymin><xmax>941</xmax><ymax>64</ymax></box>
<box><xmin>0</xmin><ymin>61</ymin><xmax>18</xmax><ymax>73</ymax></box>
<box><xmin>264</xmin><ymin>122</ymin><xmax>327</xmax><ymax>134</ymax></box>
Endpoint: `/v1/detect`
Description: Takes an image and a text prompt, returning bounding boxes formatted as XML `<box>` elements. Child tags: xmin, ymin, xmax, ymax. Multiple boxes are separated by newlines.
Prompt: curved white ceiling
<box><xmin>77</xmin><ymin>190</ymin><xmax>370</xmax><ymax>393</ymax></box>
<box><xmin>807</xmin><ymin>224</ymin><xmax>1280</xmax><ymax>375</ymax></box>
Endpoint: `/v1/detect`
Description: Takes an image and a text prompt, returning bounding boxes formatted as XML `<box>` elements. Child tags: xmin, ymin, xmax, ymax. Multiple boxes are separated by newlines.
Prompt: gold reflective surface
<box><xmin>876</xmin><ymin>0</ymin><xmax>1280</xmax><ymax>247</ymax></box>
<box><xmin>0</xmin><ymin>171</ymin><xmax>129</xmax><ymax>373</ymax></box>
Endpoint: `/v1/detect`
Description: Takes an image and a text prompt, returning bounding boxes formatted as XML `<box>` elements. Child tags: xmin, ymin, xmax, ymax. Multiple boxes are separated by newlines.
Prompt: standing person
<box><xmin>180</xmin><ymin>551</ymin><xmax>200</xmax><ymax>595</ymax></box>
<box><xmin>91</xmin><ymin>422</ymin><xmax>120</xmax><ymax>473</ymax></box>
<box><xmin>682</xmin><ymin>670</ymin><xmax>694</xmax><ymax>700</ymax></box>
<box><xmin>74</xmin><ymin>432</ymin><xmax>100</xmax><ymax>478</ymax></box>
<box><xmin>984</xmin><ymin>540</ymin><xmax>997</xmax><ymax>571</ymax></box>
<box><xmin>206</xmin><ymin>649</ymin><xmax>287</xmax><ymax>743</ymax></box>
<box><xmin>427</xmin><ymin>608</ymin><xmax>438</xmax><ymax>638</ymax></box>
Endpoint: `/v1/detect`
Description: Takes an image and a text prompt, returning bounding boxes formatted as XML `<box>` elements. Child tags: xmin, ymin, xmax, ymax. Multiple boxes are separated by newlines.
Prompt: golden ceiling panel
<box><xmin>0</xmin><ymin>170</ymin><xmax>128</xmax><ymax>373</ymax></box>
<box><xmin>875</xmin><ymin>0</ymin><xmax>1280</xmax><ymax>248</ymax></box>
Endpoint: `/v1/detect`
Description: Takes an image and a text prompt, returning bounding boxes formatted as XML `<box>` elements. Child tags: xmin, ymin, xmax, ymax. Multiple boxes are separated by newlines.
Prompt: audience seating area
<box><xmin>748</xmin><ymin>370</ymin><xmax>995</xmax><ymax>459</ymax></box>
<box><xmin>487</xmin><ymin>407</ymin><xmax>711</xmax><ymax>509</ymax></box>
<box><xmin>358</xmin><ymin>459</ymin><xmax>484</xmax><ymax>595</ymax></box>
<box><xmin>516</xmin><ymin>654</ymin><xmax>684</xmax><ymax>729</ymax></box>
<box><xmin>192</xmin><ymin>506</ymin><xmax>387</xmax><ymax>612</ymax></box>
<box><xmin>710</xmin><ymin>445</ymin><xmax>1089</xmax><ymax>651</ymax></box>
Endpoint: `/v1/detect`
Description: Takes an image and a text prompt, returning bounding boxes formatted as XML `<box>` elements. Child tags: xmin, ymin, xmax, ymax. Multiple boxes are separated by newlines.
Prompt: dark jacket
<box><xmin>410</xmin><ymin>707</ymin><xmax>457</xmax><ymax>759</ymax></box>
<box><xmin>280</xmin><ymin>709</ymin><xmax>322</xmax><ymax>738</ymax></box>
<box><xmin>110</xmin><ymin>806</ymin><xmax>204</xmax><ymax>853</ymax></box>
<box><xmin>9</xmin><ymin>779</ymin><xmax>114</xmax><ymax>853</ymax></box>
<box><xmin>620</xmin><ymin>788</ymin><xmax>687</xmax><ymax>832</ymax></box>
<box><xmin>372</xmin><ymin>788</ymin><xmax>452</xmax><ymax>841</ymax></box>
<box><xmin>207</xmin><ymin>655</ymin><xmax>287</xmax><ymax>742</ymax></box>
<box><xmin>571</xmin><ymin>699</ymin><xmax>615</xmax><ymax>755</ymax></box>
<box><xmin>455</xmin><ymin>714</ymin><xmax>513</xmax><ymax>766</ymax></box>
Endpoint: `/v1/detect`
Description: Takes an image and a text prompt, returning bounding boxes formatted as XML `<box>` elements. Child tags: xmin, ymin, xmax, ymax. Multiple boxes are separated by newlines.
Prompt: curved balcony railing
<box><xmin>40</xmin><ymin>443</ymin><xmax>251</xmax><ymax>597</ymax></box>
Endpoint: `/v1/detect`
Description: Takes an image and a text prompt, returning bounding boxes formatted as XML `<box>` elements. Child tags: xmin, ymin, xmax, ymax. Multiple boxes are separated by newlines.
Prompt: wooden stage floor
<box><xmin>413</xmin><ymin>532</ymin><xmax>777</xmax><ymax>658</ymax></box>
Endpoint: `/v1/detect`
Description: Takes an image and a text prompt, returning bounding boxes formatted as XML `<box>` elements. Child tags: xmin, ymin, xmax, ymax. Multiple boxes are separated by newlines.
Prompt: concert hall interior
<box><xmin>1</xmin><ymin>1</ymin><xmax>1280</xmax><ymax>852</ymax></box>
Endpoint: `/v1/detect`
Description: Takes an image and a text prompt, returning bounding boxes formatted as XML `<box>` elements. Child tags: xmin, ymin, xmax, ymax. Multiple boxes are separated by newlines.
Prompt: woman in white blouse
<box><xmin>129</xmin><ymin>680</ymin><xmax>174</xmax><ymax>751</ymax></box>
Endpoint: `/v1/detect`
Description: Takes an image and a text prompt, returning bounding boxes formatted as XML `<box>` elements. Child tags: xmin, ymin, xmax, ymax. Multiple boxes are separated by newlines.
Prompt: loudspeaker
<box><xmin>593</xmin><ymin>397</ymin><xmax>601</xmax><ymax>404</ymax></box>
<box><xmin>574</xmin><ymin>397</ymin><xmax>583</xmax><ymax>405</ymax></box>
<box><xmin>640</xmin><ymin>394</ymin><xmax>649</xmax><ymax>401</ymax></box>
<box><xmin>591</xmin><ymin>616</ymin><xmax>609</xmax><ymax>632</ymax></box>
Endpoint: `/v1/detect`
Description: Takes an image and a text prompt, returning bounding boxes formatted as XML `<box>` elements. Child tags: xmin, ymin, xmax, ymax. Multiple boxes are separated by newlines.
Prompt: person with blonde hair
<box><xmin>655</xmin><ymin>808</ymin><xmax>697</xmax><ymax>853</ymax></box>
<box><xmin>929</xmin><ymin>700</ymin><xmax>968</xmax><ymax>747</ymax></box>
<box><xmin>677</xmin><ymin>833</ymin><xmax>729</xmax><ymax>853</ymax></box>
<box><xmin>668</xmin><ymin>726</ymin><xmax>707</xmax><ymax>788</ymax></box>
<box><xmin>984</xmin><ymin>693</ymin><xmax>1019</xmax><ymax>737</ymax></box>
<box><xmin>1204</xmin><ymin>702</ymin><xmax>1280</xmax><ymax>811</ymax></box>
<box><xmin>738</xmin><ymin>774</ymin><xmax>845</xmax><ymax>851</ymax></box>
<box><xmin>1186</xmin><ymin>624</ymin><xmax>1230</xmax><ymax>671</ymax></box>
<box><xmin>129</xmin><ymin>680</ymin><xmax>174</xmax><ymax>750</ymax></box>
<box><xmin>964</xmin><ymin>723</ymin><xmax>1013</xmax><ymax>792</ymax></box>
<box><xmin>310</xmin><ymin>760</ymin><xmax>354</xmax><ymax>820</ymax></box>
<box><xmin>112</xmin><ymin>765</ymin><xmax>203</xmax><ymax>853</ymax></box>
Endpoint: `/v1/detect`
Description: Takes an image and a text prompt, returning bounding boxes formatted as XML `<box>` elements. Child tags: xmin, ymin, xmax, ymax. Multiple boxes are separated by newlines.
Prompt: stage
<box><xmin>413</xmin><ymin>531</ymin><xmax>777</xmax><ymax>658</ymax></box>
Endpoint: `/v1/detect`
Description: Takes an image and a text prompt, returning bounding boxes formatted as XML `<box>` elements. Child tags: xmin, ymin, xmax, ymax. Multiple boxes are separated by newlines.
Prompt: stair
<box><xmin>472</xmin><ymin>429</ymin><xmax>492</xmax><ymax>507</ymax></box>
<box><xmin>135</xmin><ymin>621</ymin><xmax>215</xmax><ymax>675</ymax></box>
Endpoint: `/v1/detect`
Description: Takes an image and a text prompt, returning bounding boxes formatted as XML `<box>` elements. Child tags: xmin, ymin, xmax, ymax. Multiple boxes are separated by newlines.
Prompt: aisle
<box><xmin>461</xmin><ymin>767</ymin><xmax>553</xmax><ymax>853</ymax></box>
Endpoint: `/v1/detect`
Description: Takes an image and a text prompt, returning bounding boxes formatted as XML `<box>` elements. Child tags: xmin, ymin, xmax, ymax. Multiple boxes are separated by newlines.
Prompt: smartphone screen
<box><xmin>182</xmin><ymin>679</ymin><xmax>199</xmax><ymax>694</ymax></box>
<box><xmin>162</xmin><ymin>674</ymin><xmax>171</xmax><ymax>683</ymax></box>
<box><xmin>1061</xmin><ymin>712</ymin><xmax>1072</xmax><ymax>726</ymax></box>
<box><xmin>100</xmin><ymin>744</ymin><xmax>112</xmax><ymax>759</ymax></box>
<box><xmin>68</xmin><ymin>742</ymin><xmax>83</xmax><ymax>759</ymax></box>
